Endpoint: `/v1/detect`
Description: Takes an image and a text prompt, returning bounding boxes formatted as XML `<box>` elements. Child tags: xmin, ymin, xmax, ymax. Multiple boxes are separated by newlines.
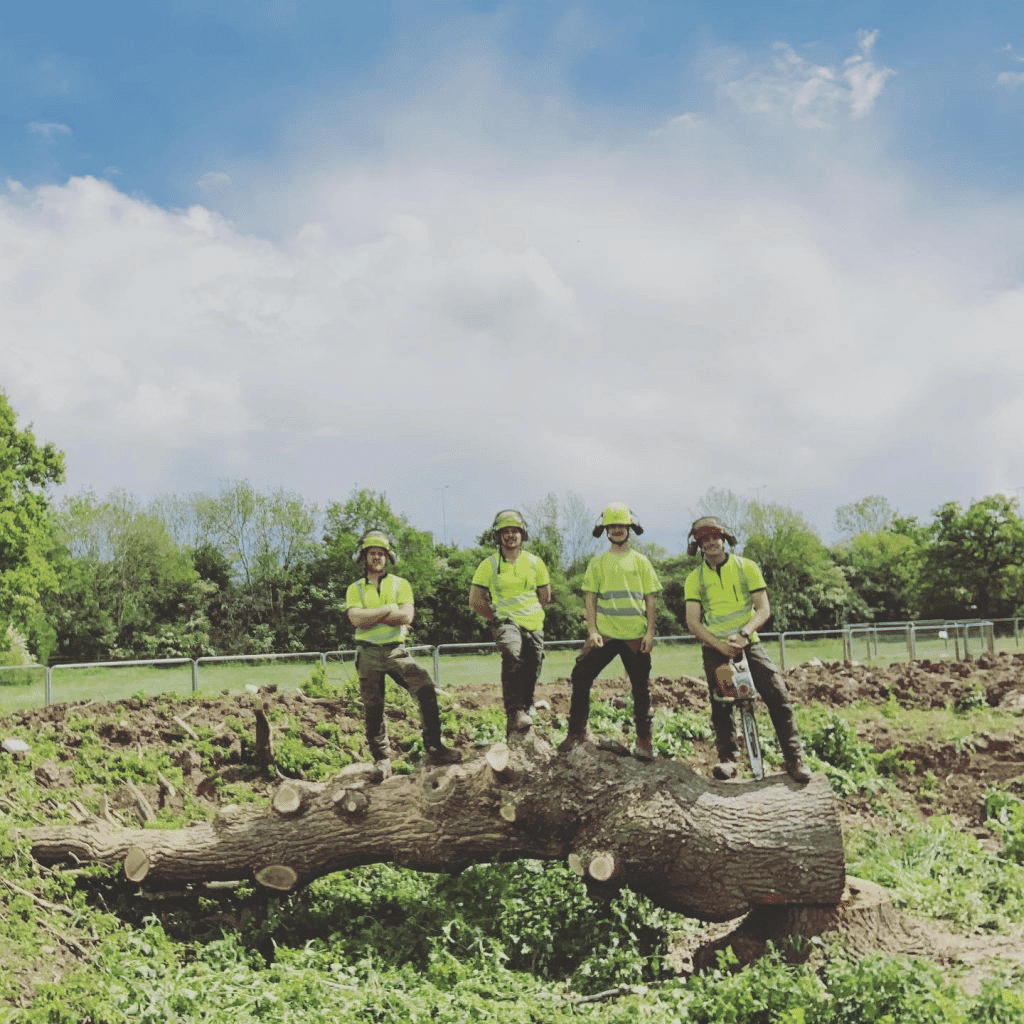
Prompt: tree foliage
<box><xmin>33</xmin><ymin>464</ymin><xmax>1024</xmax><ymax>664</ymax></box>
<box><xmin>834</xmin><ymin>495</ymin><xmax>897</xmax><ymax>539</ymax></box>
<box><xmin>742</xmin><ymin>501</ymin><xmax>860</xmax><ymax>631</ymax></box>
<box><xmin>0</xmin><ymin>392</ymin><xmax>66</xmax><ymax>661</ymax></box>
<box><xmin>916</xmin><ymin>495</ymin><xmax>1024</xmax><ymax>619</ymax></box>
<box><xmin>48</xmin><ymin>491</ymin><xmax>209</xmax><ymax>662</ymax></box>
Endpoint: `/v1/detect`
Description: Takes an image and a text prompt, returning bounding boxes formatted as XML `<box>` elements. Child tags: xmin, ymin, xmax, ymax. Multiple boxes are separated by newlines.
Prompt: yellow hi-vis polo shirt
<box><xmin>344</xmin><ymin>574</ymin><xmax>414</xmax><ymax>645</ymax></box>
<box><xmin>582</xmin><ymin>549</ymin><xmax>662</xmax><ymax>641</ymax></box>
<box><xmin>472</xmin><ymin>551</ymin><xmax>550</xmax><ymax>631</ymax></box>
<box><xmin>684</xmin><ymin>554</ymin><xmax>766</xmax><ymax>640</ymax></box>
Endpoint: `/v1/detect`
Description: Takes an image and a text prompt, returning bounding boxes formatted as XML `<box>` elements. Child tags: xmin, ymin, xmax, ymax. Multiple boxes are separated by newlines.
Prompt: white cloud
<box><xmin>27</xmin><ymin>121</ymin><xmax>71</xmax><ymax>140</ymax></box>
<box><xmin>198</xmin><ymin>171</ymin><xmax>232</xmax><ymax>191</ymax></box>
<box><xmin>3</xmin><ymin>34</ymin><xmax>1022</xmax><ymax>547</ymax></box>
<box><xmin>997</xmin><ymin>70</ymin><xmax>1024</xmax><ymax>88</ymax></box>
<box><xmin>723</xmin><ymin>29</ymin><xmax>895</xmax><ymax>127</ymax></box>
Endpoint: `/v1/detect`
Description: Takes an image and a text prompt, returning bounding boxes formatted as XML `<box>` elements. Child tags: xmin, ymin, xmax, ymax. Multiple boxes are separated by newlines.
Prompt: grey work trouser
<box><xmin>356</xmin><ymin>643</ymin><xmax>437</xmax><ymax>761</ymax></box>
<box><xmin>491</xmin><ymin>621</ymin><xmax>544</xmax><ymax>718</ymax></box>
<box><xmin>701</xmin><ymin>642</ymin><xmax>804</xmax><ymax>762</ymax></box>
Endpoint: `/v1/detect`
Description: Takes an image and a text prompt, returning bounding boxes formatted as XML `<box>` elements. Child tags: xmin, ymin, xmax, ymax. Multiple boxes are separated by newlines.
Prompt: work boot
<box><xmin>558</xmin><ymin>731</ymin><xmax>588</xmax><ymax>753</ymax></box>
<box><xmin>418</xmin><ymin>687</ymin><xmax>462</xmax><ymax>766</ymax></box>
<box><xmin>784</xmin><ymin>756</ymin><xmax>812</xmax><ymax>783</ymax></box>
<box><xmin>508</xmin><ymin>709</ymin><xmax>532</xmax><ymax>735</ymax></box>
<box><xmin>374</xmin><ymin>758</ymin><xmax>392</xmax><ymax>781</ymax></box>
<box><xmin>632</xmin><ymin>738</ymin><xmax>655</xmax><ymax>762</ymax></box>
<box><xmin>713</xmin><ymin>760</ymin><xmax>738</xmax><ymax>780</ymax></box>
<box><xmin>769</xmin><ymin>703</ymin><xmax>810</xmax><ymax>783</ymax></box>
<box><xmin>426</xmin><ymin>743</ymin><xmax>463</xmax><ymax>767</ymax></box>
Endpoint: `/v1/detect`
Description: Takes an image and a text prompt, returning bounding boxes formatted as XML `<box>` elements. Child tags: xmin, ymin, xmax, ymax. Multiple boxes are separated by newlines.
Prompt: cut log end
<box><xmin>124</xmin><ymin>846</ymin><xmax>150</xmax><ymax>883</ymax></box>
<box><xmin>499</xmin><ymin>800</ymin><xmax>517</xmax><ymax>822</ymax></box>
<box><xmin>255</xmin><ymin>864</ymin><xmax>299</xmax><ymax>891</ymax></box>
<box><xmin>486</xmin><ymin>743</ymin><xmax>511</xmax><ymax>774</ymax></box>
<box><xmin>272</xmin><ymin>783</ymin><xmax>303</xmax><ymax>817</ymax></box>
<box><xmin>333</xmin><ymin>788</ymin><xmax>369</xmax><ymax>815</ymax></box>
<box><xmin>588</xmin><ymin>853</ymin><xmax>616</xmax><ymax>882</ymax></box>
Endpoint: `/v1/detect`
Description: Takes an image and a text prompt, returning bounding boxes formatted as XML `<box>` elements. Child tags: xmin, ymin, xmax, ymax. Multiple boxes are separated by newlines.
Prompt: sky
<box><xmin>3</xmin><ymin>0</ymin><xmax>1024</xmax><ymax>554</ymax></box>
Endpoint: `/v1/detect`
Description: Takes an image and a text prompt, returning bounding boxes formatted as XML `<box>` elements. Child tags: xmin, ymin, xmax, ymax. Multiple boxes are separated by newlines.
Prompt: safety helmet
<box><xmin>686</xmin><ymin>516</ymin><xmax>738</xmax><ymax>557</ymax></box>
<box><xmin>492</xmin><ymin>509</ymin><xmax>529</xmax><ymax>542</ymax></box>
<box><xmin>353</xmin><ymin>528</ymin><xmax>398</xmax><ymax>565</ymax></box>
<box><xmin>592</xmin><ymin>502</ymin><xmax>644</xmax><ymax>537</ymax></box>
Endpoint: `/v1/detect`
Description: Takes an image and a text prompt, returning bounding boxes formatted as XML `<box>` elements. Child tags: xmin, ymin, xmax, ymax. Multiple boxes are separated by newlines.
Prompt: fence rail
<box><xmin>0</xmin><ymin>617</ymin><xmax>1018</xmax><ymax>710</ymax></box>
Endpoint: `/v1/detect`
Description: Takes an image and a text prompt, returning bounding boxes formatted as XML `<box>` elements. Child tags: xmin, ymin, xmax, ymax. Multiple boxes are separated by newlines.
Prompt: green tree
<box><xmin>831</xmin><ymin>500</ymin><xmax>924</xmax><ymax>623</ymax></box>
<box><xmin>917</xmin><ymin>495</ymin><xmax>1024</xmax><ymax>619</ymax></box>
<box><xmin>834</xmin><ymin>495</ymin><xmax>898</xmax><ymax>539</ymax></box>
<box><xmin>176</xmin><ymin>481</ymin><xmax>322</xmax><ymax>652</ymax></box>
<box><xmin>0</xmin><ymin>392</ymin><xmax>66</xmax><ymax>662</ymax></box>
<box><xmin>48</xmin><ymin>490</ymin><xmax>209</xmax><ymax>661</ymax></box>
<box><xmin>742</xmin><ymin>501</ymin><xmax>861</xmax><ymax>631</ymax></box>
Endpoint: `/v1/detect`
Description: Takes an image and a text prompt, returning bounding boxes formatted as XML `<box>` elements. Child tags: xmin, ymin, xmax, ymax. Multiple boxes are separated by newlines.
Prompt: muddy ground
<box><xmin>3</xmin><ymin>650</ymin><xmax>1024</xmax><ymax>998</ymax></box>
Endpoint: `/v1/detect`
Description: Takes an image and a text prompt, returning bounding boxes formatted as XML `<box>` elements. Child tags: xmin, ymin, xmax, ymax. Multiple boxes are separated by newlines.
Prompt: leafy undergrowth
<box><xmin>1</xmin><ymin>660</ymin><xmax>1024</xmax><ymax>1021</ymax></box>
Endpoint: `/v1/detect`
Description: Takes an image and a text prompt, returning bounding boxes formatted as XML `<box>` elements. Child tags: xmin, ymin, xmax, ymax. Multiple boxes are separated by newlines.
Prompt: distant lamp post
<box><xmin>439</xmin><ymin>485</ymin><xmax>450</xmax><ymax>546</ymax></box>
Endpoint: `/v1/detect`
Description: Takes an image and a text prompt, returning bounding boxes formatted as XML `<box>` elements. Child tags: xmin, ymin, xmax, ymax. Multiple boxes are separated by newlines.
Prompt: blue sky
<box><xmin>3</xmin><ymin>1</ymin><xmax>1024</xmax><ymax>551</ymax></box>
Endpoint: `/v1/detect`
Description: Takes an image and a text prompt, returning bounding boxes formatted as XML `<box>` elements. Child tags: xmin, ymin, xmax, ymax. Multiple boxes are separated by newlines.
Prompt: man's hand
<box><xmin>719</xmin><ymin>635</ymin><xmax>746</xmax><ymax>658</ymax></box>
<box><xmin>640</xmin><ymin>630</ymin><xmax>656</xmax><ymax>655</ymax></box>
<box><xmin>586</xmin><ymin>631</ymin><xmax>604</xmax><ymax>650</ymax></box>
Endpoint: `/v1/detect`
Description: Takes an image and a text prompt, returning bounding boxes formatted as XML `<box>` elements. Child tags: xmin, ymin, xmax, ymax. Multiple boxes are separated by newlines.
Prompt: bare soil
<box><xmin>4</xmin><ymin>650</ymin><xmax>1024</xmax><ymax>999</ymax></box>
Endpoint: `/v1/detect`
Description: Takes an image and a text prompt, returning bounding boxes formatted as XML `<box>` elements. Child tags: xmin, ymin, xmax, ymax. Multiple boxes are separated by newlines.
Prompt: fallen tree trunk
<box><xmin>26</xmin><ymin>734</ymin><xmax>845</xmax><ymax>921</ymax></box>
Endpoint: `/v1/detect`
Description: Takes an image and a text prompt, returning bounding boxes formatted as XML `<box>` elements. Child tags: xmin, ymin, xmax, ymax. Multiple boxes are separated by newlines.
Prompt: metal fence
<box><xmin>0</xmin><ymin>617</ymin><xmax>1019</xmax><ymax>710</ymax></box>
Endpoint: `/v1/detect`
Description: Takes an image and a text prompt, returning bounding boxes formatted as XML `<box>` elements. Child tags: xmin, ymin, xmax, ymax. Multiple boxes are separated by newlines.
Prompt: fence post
<box><xmin>779</xmin><ymin>633</ymin><xmax>787</xmax><ymax>672</ymax></box>
<box><xmin>433</xmin><ymin>646</ymin><xmax>441</xmax><ymax>686</ymax></box>
<box><xmin>986</xmin><ymin>622</ymin><xmax>995</xmax><ymax>656</ymax></box>
<box><xmin>191</xmin><ymin>660</ymin><xmax>199</xmax><ymax>693</ymax></box>
<box><xmin>45</xmin><ymin>665</ymin><xmax>53</xmax><ymax>706</ymax></box>
<box><xmin>906</xmin><ymin>622</ymin><xmax>916</xmax><ymax>661</ymax></box>
<box><xmin>842</xmin><ymin>627</ymin><xmax>852</xmax><ymax>665</ymax></box>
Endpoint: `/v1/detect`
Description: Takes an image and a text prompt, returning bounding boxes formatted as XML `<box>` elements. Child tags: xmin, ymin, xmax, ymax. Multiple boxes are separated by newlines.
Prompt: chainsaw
<box><xmin>713</xmin><ymin>654</ymin><xmax>765</xmax><ymax>780</ymax></box>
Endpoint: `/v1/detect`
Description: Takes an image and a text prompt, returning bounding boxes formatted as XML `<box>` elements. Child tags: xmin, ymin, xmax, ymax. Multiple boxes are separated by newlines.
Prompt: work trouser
<box><xmin>356</xmin><ymin>643</ymin><xmax>442</xmax><ymax>761</ymax></box>
<box><xmin>701</xmin><ymin>643</ymin><xmax>804</xmax><ymax>763</ymax></box>
<box><xmin>491</xmin><ymin>621</ymin><xmax>544</xmax><ymax>720</ymax></box>
<box><xmin>566</xmin><ymin>637</ymin><xmax>652</xmax><ymax>741</ymax></box>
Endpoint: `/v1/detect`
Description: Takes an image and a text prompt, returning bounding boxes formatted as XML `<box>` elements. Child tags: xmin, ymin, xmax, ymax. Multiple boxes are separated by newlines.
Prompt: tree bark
<box><xmin>25</xmin><ymin>735</ymin><xmax>845</xmax><ymax>921</ymax></box>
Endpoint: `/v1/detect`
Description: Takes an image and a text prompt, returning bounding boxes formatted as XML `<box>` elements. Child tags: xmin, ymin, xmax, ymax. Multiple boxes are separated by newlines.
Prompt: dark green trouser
<box><xmin>357</xmin><ymin>643</ymin><xmax>442</xmax><ymax>761</ymax></box>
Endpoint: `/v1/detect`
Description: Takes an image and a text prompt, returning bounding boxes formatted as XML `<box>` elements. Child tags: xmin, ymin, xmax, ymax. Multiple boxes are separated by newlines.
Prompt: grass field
<box><xmin>0</xmin><ymin>628</ymin><xmax>1019</xmax><ymax>713</ymax></box>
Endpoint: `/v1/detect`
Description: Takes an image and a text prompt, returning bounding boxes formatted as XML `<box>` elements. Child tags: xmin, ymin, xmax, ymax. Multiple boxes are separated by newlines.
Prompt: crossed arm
<box><xmin>347</xmin><ymin>603</ymin><xmax>414</xmax><ymax>629</ymax></box>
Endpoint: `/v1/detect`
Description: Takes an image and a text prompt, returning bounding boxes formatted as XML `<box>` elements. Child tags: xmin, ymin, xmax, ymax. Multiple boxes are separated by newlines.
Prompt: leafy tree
<box><xmin>916</xmin><ymin>495</ymin><xmax>1024</xmax><ymax>619</ymax></box>
<box><xmin>742</xmin><ymin>501</ymin><xmax>861</xmax><ymax>631</ymax></box>
<box><xmin>48</xmin><ymin>490</ymin><xmax>209</xmax><ymax>661</ymax></box>
<box><xmin>166</xmin><ymin>481</ymin><xmax>322</xmax><ymax>652</ymax></box>
<box><xmin>688</xmin><ymin>486</ymin><xmax>751</xmax><ymax>541</ymax></box>
<box><xmin>0</xmin><ymin>392</ymin><xmax>66</xmax><ymax>662</ymax></box>
<box><xmin>420</xmin><ymin>544</ymin><xmax>495</xmax><ymax>647</ymax></box>
<box><xmin>832</xmin><ymin>528</ymin><xmax>923</xmax><ymax>623</ymax></box>
<box><xmin>834</xmin><ymin>495</ymin><xmax>898</xmax><ymax>539</ymax></box>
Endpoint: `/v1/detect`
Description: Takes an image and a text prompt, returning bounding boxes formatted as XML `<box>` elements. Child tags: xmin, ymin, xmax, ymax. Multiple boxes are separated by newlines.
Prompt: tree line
<box><xmin>1</xmin><ymin>391</ymin><xmax>1023</xmax><ymax>666</ymax></box>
